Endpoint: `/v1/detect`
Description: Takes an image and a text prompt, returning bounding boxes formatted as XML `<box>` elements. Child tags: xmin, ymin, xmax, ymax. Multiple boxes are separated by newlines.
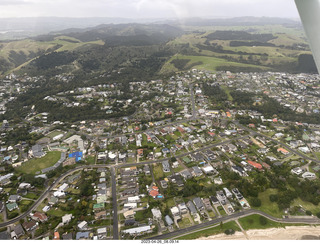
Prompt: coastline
<box><xmin>196</xmin><ymin>226</ymin><xmax>320</xmax><ymax>240</ymax></box>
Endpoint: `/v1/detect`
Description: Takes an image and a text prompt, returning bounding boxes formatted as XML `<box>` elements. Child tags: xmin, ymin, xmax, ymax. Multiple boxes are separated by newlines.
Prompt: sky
<box><xmin>0</xmin><ymin>0</ymin><xmax>300</xmax><ymax>19</ymax></box>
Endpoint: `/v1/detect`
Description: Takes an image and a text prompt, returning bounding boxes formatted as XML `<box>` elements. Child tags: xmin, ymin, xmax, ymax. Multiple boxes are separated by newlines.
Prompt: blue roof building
<box><xmin>69</xmin><ymin>151</ymin><xmax>83</xmax><ymax>162</ymax></box>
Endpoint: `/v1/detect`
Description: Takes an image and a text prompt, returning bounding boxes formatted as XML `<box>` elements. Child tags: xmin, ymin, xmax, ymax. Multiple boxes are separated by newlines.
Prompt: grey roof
<box><xmin>125</xmin><ymin>219</ymin><xmax>137</xmax><ymax>226</ymax></box>
<box><xmin>14</xmin><ymin>224</ymin><xmax>25</xmax><ymax>237</ymax></box>
<box><xmin>76</xmin><ymin>232</ymin><xmax>90</xmax><ymax>240</ymax></box>
<box><xmin>62</xmin><ymin>233</ymin><xmax>73</xmax><ymax>240</ymax></box>
<box><xmin>187</xmin><ymin>201</ymin><xmax>197</xmax><ymax>214</ymax></box>
<box><xmin>32</xmin><ymin>144</ymin><xmax>45</xmax><ymax>158</ymax></box>
<box><xmin>180</xmin><ymin>169</ymin><xmax>192</xmax><ymax>179</ymax></box>
<box><xmin>8</xmin><ymin>195</ymin><xmax>20</xmax><ymax>202</ymax></box>
<box><xmin>0</xmin><ymin>231</ymin><xmax>10</xmax><ymax>240</ymax></box>
<box><xmin>193</xmin><ymin>197</ymin><xmax>204</xmax><ymax>210</ymax></box>
<box><xmin>162</xmin><ymin>161</ymin><xmax>170</xmax><ymax>172</ymax></box>
<box><xmin>192</xmin><ymin>166</ymin><xmax>202</xmax><ymax>175</ymax></box>
<box><xmin>165</xmin><ymin>215</ymin><xmax>173</xmax><ymax>226</ymax></box>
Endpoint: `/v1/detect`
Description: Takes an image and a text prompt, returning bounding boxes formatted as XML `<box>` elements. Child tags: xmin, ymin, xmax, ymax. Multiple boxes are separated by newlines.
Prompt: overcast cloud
<box><xmin>0</xmin><ymin>0</ymin><xmax>299</xmax><ymax>19</ymax></box>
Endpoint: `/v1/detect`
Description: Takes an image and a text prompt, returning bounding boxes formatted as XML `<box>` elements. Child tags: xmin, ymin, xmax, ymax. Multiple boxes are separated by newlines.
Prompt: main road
<box><xmin>110</xmin><ymin>167</ymin><xmax>119</xmax><ymax>240</ymax></box>
<box><xmin>2</xmin><ymin>117</ymin><xmax>320</xmax><ymax>239</ymax></box>
<box><xmin>148</xmin><ymin>209</ymin><xmax>320</xmax><ymax>240</ymax></box>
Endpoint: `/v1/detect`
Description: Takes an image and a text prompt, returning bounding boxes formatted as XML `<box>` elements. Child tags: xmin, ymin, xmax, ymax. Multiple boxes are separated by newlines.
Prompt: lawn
<box><xmin>160</xmin><ymin>54</ymin><xmax>269</xmax><ymax>73</ymax></box>
<box><xmin>153</xmin><ymin>163</ymin><xmax>164</xmax><ymax>180</ymax></box>
<box><xmin>238</xmin><ymin>214</ymin><xmax>283</xmax><ymax>230</ymax></box>
<box><xmin>16</xmin><ymin>151</ymin><xmax>62</xmax><ymax>174</ymax></box>
<box><xmin>176</xmin><ymin>221</ymin><xmax>240</xmax><ymax>240</ymax></box>
<box><xmin>86</xmin><ymin>155</ymin><xmax>96</xmax><ymax>164</ymax></box>
<box><xmin>217</xmin><ymin>206</ymin><xmax>227</xmax><ymax>216</ymax></box>
<box><xmin>47</xmin><ymin>208</ymin><xmax>67</xmax><ymax>217</ymax></box>
<box><xmin>291</xmin><ymin>198</ymin><xmax>320</xmax><ymax>215</ymax></box>
<box><xmin>178</xmin><ymin>217</ymin><xmax>192</xmax><ymax>229</ymax></box>
<box><xmin>46</xmin><ymin>130</ymin><xmax>64</xmax><ymax>139</ymax></box>
<box><xmin>24</xmin><ymin>192</ymin><xmax>38</xmax><ymax>200</ymax></box>
<box><xmin>253</xmin><ymin>188</ymin><xmax>283</xmax><ymax>218</ymax></box>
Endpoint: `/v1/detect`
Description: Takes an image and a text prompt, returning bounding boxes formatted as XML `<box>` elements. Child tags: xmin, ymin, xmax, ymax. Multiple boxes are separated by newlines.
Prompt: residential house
<box><xmin>178</xmin><ymin>202</ymin><xmax>188</xmax><ymax>214</ymax></box>
<box><xmin>180</xmin><ymin>169</ymin><xmax>192</xmax><ymax>180</ymax></box>
<box><xmin>31</xmin><ymin>144</ymin><xmax>46</xmax><ymax>158</ymax></box>
<box><xmin>202</xmin><ymin>165</ymin><xmax>215</xmax><ymax>174</ymax></box>
<box><xmin>231</xmin><ymin>165</ymin><xmax>247</xmax><ymax>177</ymax></box>
<box><xmin>12</xmin><ymin>224</ymin><xmax>25</xmax><ymax>239</ymax></box>
<box><xmin>277</xmin><ymin>148</ymin><xmax>289</xmax><ymax>155</ymax></box>
<box><xmin>151</xmin><ymin>208</ymin><xmax>162</xmax><ymax>220</ymax></box>
<box><xmin>54</xmin><ymin>232</ymin><xmax>60</xmax><ymax>240</ymax></box>
<box><xmin>162</xmin><ymin>161</ymin><xmax>171</xmax><ymax>173</ymax></box>
<box><xmin>193</xmin><ymin>197</ymin><xmax>204</xmax><ymax>212</ymax></box>
<box><xmin>125</xmin><ymin>219</ymin><xmax>137</xmax><ymax>226</ymax></box>
<box><xmin>77</xmin><ymin>221</ymin><xmax>88</xmax><ymax>230</ymax></box>
<box><xmin>165</xmin><ymin>215</ymin><xmax>174</xmax><ymax>226</ymax></box>
<box><xmin>216</xmin><ymin>191</ymin><xmax>227</xmax><ymax>205</ymax></box>
<box><xmin>122</xmin><ymin>226</ymin><xmax>152</xmax><ymax>236</ymax></box>
<box><xmin>8</xmin><ymin>195</ymin><xmax>21</xmax><ymax>203</ymax></box>
<box><xmin>187</xmin><ymin>201</ymin><xmax>197</xmax><ymax>216</ymax></box>
<box><xmin>192</xmin><ymin>166</ymin><xmax>203</xmax><ymax>177</ymax></box>
<box><xmin>6</xmin><ymin>202</ymin><xmax>18</xmax><ymax>212</ymax></box>
<box><xmin>170</xmin><ymin>206</ymin><xmax>180</xmax><ymax>218</ymax></box>
<box><xmin>232</xmin><ymin>188</ymin><xmax>243</xmax><ymax>200</ymax></box>
<box><xmin>170</xmin><ymin>174</ymin><xmax>184</xmax><ymax>187</ymax></box>
<box><xmin>95</xmin><ymin>211</ymin><xmax>107</xmax><ymax>220</ymax></box>
<box><xmin>223</xmin><ymin>188</ymin><xmax>233</xmax><ymax>198</ymax></box>
<box><xmin>93</xmin><ymin>203</ymin><xmax>105</xmax><ymax>212</ymax></box>
<box><xmin>0</xmin><ymin>231</ymin><xmax>9</xmax><ymax>240</ymax></box>
<box><xmin>210</xmin><ymin>196</ymin><xmax>219</xmax><ymax>205</ymax></box>
<box><xmin>124</xmin><ymin>210</ymin><xmax>135</xmax><ymax>219</ymax></box>
<box><xmin>144</xmin><ymin>165</ymin><xmax>151</xmax><ymax>175</ymax></box>
<box><xmin>62</xmin><ymin>214</ymin><xmax>73</xmax><ymax>225</ymax></box>
<box><xmin>302</xmin><ymin>172</ymin><xmax>316</xmax><ymax>179</ymax></box>
<box><xmin>202</xmin><ymin>198</ymin><xmax>212</xmax><ymax>210</ymax></box>
<box><xmin>62</xmin><ymin>233</ymin><xmax>73</xmax><ymax>240</ymax></box>
<box><xmin>291</xmin><ymin>167</ymin><xmax>303</xmax><ymax>175</ymax></box>
<box><xmin>160</xmin><ymin>180</ymin><xmax>168</xmax><ymax>189</ymax></box>
<box><xmin>22</xmin><ymin>220</ymin><xmax>38</xmax><ymax>232</ymax></box>
<box><xmin>31</xmin><ymin>212</ymin><xmax>48</xmax><ymax>223</ymax></box>
<box><xmin>76</xmin><ymin>232</ymin><xmax>91</xmax><ymax>240</ymax></box>
<box><xmin>97</xmin><ymin>227</ymin><xmax>107</xmax><ymax>239</ymax></box>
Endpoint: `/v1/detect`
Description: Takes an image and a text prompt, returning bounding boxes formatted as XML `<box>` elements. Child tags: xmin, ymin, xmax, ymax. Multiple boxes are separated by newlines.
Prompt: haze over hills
<box><xmin>0</xmin><ymin>16</ymin><xmax>317</xmax><ymax>79</ymax></box>
<box><xmin>0</xmin><ymin>16</ymin><xmax>301</xmax><ymax>40</ymax></box>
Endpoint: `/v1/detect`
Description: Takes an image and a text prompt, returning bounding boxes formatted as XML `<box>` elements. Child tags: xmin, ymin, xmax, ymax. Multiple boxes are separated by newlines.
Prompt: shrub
<box><xmin>224</xmin><ymin>229</ymin><xmax>235</xmax><ymax>235</ymax></box>
<box><xmin>251</xmin><ymin>197</ymin><xmax>262</xmax><ymax>207</ymax></box>
<box><xmin>259</xmin><ymin>216</ymin><xmax>268</xmax><ymax>225</ymax></box>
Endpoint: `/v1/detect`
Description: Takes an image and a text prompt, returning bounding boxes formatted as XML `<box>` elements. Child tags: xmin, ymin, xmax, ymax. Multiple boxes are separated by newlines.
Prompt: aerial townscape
<box><xmin>1</xmin><ymin>0</ymin><xmax>320</xmax><ymax>241</ymax></box>
<box><xmin>1</xmin><ymin>67</ymin><xmax>320</xmax><ymax>240</ymax></box>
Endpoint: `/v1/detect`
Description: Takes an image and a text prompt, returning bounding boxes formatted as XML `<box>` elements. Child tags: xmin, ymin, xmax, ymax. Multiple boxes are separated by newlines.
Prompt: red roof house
<box><xmin>247</xmin><ymin>160</ymin><xmax>262</xmax><ymax>170</ymax></box>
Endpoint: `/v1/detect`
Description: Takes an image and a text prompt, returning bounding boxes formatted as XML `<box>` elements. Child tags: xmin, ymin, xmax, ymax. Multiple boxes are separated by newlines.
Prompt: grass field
<box><xmin>253</xmin><ymin>188</ymin><xmax>283</xmax><ymax>218</ymax></box>
<box><xmin>16</xmin><ymin>151</ymin><xmax>61</xmax><ymax>174</ymax></box>
<box><xmin>153</xmin><ymin>163</ymin><xmax>164</xmax><ymax>180</ymax></box>
<box><xmin>291</xmin><ymin>198</ymin><xmax>320</xmax><ymax>215</ymax></box>
<box><xmin>160</xmin><ymin>54</ymin><xmax>269</xmax><ymax>73</ymax></box>
<box><xmin>46</xmin><ymin>130</ymin><xmax>64</xmax><ymax>139</ymax></box>
<box><xmin>238</xmin><ymin>214</ymin><xmax>283</xmax><ymax>230</ymax></box>
<box><xmin>176</xmin><ymin>221</ymin><xmax>240</xmax><ymax>240</ymax></box>
<box><xmin>0</xmin><ymin>36</ymin><xmax>105</xmax><ymax>75</ymax></box>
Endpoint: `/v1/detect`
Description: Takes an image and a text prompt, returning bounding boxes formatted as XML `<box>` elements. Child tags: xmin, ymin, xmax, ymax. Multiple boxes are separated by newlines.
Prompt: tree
<box><xmin>259</xmin><ymin>216</ymin><xmax>268</xmax><ymax>225</ymax></box>
<box><xmin>250</xmin><ymin>197</ymin><xmax>262</xmax><ymax>207</ymax></box>
<box><xmin>269</xmin><ymin>194</ymin><xmax>278</xmax><ymax>202</ymax></box>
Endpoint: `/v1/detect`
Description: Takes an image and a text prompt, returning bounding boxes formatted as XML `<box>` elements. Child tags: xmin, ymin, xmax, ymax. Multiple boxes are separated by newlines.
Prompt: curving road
<box><xmin>148</xmin><ymin>209</ymin><xmax>320</xmax><ymax>240</ymax></box>
<box><xmin>2</xmin><ymin>117</ymin><xmax>320</xmax><ymax>239</ymax></box>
